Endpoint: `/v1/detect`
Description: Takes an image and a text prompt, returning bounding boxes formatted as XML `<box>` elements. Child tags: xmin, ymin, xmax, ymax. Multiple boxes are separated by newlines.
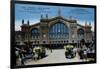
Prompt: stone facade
<box><xmin>15</xmin><ymin>10</ymin><xmax>93</xmax><ymax>47</ymax></box>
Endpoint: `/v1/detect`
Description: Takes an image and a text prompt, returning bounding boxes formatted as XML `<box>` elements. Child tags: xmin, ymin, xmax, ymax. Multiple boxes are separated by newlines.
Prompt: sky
<box><xmin>15</xmin><ymin>3</ymin><xmax>95</xmax><ymax>31</ymax></box>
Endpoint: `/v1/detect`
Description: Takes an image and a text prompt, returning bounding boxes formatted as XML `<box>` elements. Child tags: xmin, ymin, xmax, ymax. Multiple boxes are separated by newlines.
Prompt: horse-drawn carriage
<box><xmin>33</xmin><ymin>46</ymin><xmax>46</xmax><ymax>60</ymax></box>
<box><xmin>64</xmin><ymin>45</ymin><xmax>76</xmax><ymax>59</ymax></box>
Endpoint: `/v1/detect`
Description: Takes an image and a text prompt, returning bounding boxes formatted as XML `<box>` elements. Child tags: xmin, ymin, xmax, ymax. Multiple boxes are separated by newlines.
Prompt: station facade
<box><xmin>15</xmin><ymin>9</ymin><xmax>93</xmax><ymax>48</ymax></box>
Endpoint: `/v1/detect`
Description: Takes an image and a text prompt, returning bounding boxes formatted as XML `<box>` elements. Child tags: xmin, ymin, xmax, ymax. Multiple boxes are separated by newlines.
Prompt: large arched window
<box><xmin>77</xmin><ymin>28</ymin><xmax>84</xmax><ymax>39</ymax></box>
<box><xmin>49</xmin><ymin>22</ymin><xmax>69</xmax><ymax>39</ymax></box>
<box><xmin>31</xmin><ymin>28</ymin><xmax>40</xmax><ymax>39</ymax></box>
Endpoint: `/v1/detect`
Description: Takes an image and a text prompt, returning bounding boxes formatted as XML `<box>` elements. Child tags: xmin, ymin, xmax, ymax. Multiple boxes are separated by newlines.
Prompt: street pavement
<box><xmin>25</xmin><ymin>49</ymin><xmax>88</xmax><ymax>65</ymax></box>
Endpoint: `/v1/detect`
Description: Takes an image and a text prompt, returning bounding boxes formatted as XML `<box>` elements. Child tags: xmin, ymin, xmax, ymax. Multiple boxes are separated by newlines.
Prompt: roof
<box><xmin>30</xmin><ymin>16</ymin><xmax>77</xmax><ymax>27</ymax></box>
<box><xmin>15</xmin><ymin>31</ymin><xmax>22</xmax><ymax>35</ymax></box>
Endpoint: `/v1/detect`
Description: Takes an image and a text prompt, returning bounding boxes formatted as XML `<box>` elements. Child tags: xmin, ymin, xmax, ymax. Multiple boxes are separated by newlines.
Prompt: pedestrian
<box><xmin>32</xmin><ymin>48</ymin><xmax>35</xmax><ymax>59</ymax></box>
<box><xmin>49</xmin><ymin>46</ymin><xmax>52</xmax><ymax>53</ymax></box>
<box><xmin>73</xmin><ymin>47</ymin><xmax>77</xmax><ymax>57</ymax></box>
<box><xmin>34</xmin><ymin>52</ymin><xmax>38</xmax><ymax>61</ymax></box>
<box><xmin>82</xmin><ymin>44</ymin><xmax>88</xmax><ymax>61</ymax></box>
<box><xmin>79</xmin><ymin>46</ymin><xmax>85</xmax><ymax>59</ymax></box>
<box><xmin>19</xmin><ymin>47</ymin><xmax>25</xmax><ymax>66</ymax></box>
<box><xmin>15</xmin><ymin>50</ymin><xmax>19</xmax><ymax>66</ymax></box>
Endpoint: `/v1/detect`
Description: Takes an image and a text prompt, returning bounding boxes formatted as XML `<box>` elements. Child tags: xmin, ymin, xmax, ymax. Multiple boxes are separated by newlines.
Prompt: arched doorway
<box><xmin>77</xmin><ymin>28</ymin><xmax>84</xmax><ymax>40</ymax></box>
<box><xmin>31</xmin><ymin>28</ymin><xmax>40</xmax><ymax>46</ymax></box>
<box><xmin>49</xmin><ymin>22</ymin><xmax>69</xmax><ymax>48</ymax></box>
<box><xmin>77</xmin><ymin>28</ymin><xmax>85</xmax><ymax>47</ymax></box>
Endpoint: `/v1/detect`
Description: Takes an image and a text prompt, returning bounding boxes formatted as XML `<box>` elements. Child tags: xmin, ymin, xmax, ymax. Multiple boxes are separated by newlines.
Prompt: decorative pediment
<box><xmin>49</xmin><ymin>16</ymin><xmax>76</xmax><ymax>23</ymax></box>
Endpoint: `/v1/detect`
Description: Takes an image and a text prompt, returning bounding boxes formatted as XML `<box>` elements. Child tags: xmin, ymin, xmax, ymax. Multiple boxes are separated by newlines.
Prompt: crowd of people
<box><xmin>64</xmin><ymin>39</ymin><xmax>95</xmax><ymax>60</ymax></box>
<box><xmin>15</xmin><ymin>40</ymin><xmax>95</xmax><ymax>66</ymax></box>
<box><xmin>78</xmin><ymin>42</ymin><xmax>95</xmax><ymax>60</ymax></box>
<box><xmin>15</xmin><ymin>46</ymin><xmax>47</xmax><ymax>66</ymax></box>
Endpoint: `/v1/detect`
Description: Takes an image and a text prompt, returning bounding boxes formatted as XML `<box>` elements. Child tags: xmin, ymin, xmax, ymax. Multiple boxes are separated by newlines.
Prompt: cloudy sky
<box><xmin>15</xmin><ymin>3</ymin><xmax>95</xmax><ymax>31</ymax></box>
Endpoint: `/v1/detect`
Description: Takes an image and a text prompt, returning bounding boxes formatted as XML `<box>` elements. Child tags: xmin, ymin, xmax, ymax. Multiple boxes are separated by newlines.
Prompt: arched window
<box><xmin>49</xmin><ymin>22</ymin><xmax>69</xmax><ymax>39</ymax></box>
<box><xmin>31</xmin><ymin>28</ymin><xmax>40</xmax><ymax>39</ymax></box>
<box><xmin>77</xmin><ymin>28</ymin><xmax>84</xmax><ymax>39</ymax></box>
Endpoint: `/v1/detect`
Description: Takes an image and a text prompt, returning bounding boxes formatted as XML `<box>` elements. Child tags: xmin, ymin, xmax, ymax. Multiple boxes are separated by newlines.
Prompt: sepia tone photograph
<box><xmin>11</xmin><ymin>1</ymin><xmax>96</xmax><ymax>68</ymax></box>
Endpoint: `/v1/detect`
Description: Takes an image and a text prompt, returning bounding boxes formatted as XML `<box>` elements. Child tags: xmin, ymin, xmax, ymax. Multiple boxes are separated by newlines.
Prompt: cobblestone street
<box><xmin>25</xmin><ymin>49</ymin><xmax>86</xmax><ymax>65</ymax></box>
